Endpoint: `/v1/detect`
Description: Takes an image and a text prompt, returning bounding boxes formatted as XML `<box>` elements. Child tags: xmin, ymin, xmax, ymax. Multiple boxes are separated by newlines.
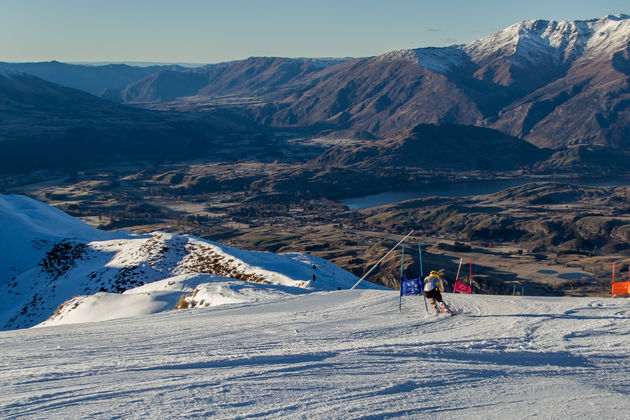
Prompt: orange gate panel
<box><xmin>612</xmin><ymin>281</ymin><xmax>630</xmax><ymax>295</ymax></box>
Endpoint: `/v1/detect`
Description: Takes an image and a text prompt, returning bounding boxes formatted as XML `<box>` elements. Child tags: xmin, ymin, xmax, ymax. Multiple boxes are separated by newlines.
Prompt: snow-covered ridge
<box><xmin>374</xmin><ymin>47</ymin><xmax>470</xmax><ymax>74</ymax></box>
<box><xmin>411</xmin><ymin>46</ymin><xmax>470</xmax><ymax>73</ymax></box>
<box><xmin>37</xmin><ymin>274</ymin><xmax>310</xmax><ymax>328</ymax></box>
<box><xmin>0</xmin><ymin>194</ymin><xmax>377</xmax><ymax>330</ymax></box>
<box><xmin>376</xmin><ymin>14</ymin><xmax>630</xmax><ymax>74</ymax></box>
<box><xmin>375</xmin><ymin>49</ymin><xmax>420</xmax><ymax>64</ymax></box>
<box><xmin>465</xmin><ymin>18</ymin><xmax>591</xmax><ymax>66</ymax></box>
<box><xmin>466</xmin><ymin>14</ymin><xmax>630</xmax><ymax>65</ymax></box>
<box><xmin>0</xmin><ymin>194</ymin><xmax>127</xmax><ymax>283</ymax></box>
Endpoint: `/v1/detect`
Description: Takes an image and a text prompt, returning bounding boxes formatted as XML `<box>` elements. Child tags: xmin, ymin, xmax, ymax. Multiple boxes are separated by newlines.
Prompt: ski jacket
<box><xmin>424</xmin><ymin>275</ymin><xmax>444</xmax><ymax>292</ymax></box>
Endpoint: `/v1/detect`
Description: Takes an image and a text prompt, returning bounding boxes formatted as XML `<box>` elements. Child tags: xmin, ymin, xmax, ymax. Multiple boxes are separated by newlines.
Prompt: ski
<box><xmin>431</xmin><ymin>306</ymin><xmax>462</xmax><ymax>316</ymax></box>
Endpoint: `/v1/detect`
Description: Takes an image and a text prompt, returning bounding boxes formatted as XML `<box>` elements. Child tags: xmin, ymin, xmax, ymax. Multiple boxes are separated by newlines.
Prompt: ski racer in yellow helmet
<box><xmin>423</xmin><ymin>270</ymin><xmax>452</xmax><ymax>314</ymax></box>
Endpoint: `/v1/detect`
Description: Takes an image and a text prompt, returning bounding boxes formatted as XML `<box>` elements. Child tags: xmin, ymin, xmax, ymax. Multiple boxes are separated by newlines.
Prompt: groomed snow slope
<box><xmin>1</xmin><ymin>291</ymin><xmax>629</xmax><ymax>419</ymax></box>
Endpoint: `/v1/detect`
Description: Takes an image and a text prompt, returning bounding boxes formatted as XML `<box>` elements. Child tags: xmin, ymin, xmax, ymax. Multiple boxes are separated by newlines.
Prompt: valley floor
<box><xmin>1</xmin><ymin>291</ymin><xmax>629</xmax><ymax>418</ymax></box>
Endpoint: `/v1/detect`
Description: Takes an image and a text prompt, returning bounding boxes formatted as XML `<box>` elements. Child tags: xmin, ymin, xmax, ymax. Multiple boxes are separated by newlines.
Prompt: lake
<box><xmin>340</xmin><ymin>177</ymin><xmax>630</xmax><ymax>210</ymax></box>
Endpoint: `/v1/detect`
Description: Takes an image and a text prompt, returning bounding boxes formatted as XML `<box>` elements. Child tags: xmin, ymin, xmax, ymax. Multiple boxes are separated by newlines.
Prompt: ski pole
<box><xmin>454</xmin><ymin>257</ymin><xmax>463</xmax><ymax>293</ymax></box>
<box><xmin>419</xmin><ymin>241</ymin><xmax>428</xmax><ymax>313</ymax></box>
<box><xmin>399</xmin><ymin>243</ymin><xmax>405</xmax><ymax>312</ymax></box>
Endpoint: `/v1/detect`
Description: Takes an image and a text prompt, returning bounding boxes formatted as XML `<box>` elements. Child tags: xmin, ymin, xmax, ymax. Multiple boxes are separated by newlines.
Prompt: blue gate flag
<box><xmin>400</xmin><ymin>277</ymin><xmax>422</xmax><ymax>296</ymax></box>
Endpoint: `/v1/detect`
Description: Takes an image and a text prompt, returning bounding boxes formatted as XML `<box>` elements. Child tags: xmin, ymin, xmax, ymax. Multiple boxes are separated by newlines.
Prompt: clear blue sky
<box><xmin>1</xmin><ymin>0</ymin><xmax>628</xmax><ymax>63</ymax></box>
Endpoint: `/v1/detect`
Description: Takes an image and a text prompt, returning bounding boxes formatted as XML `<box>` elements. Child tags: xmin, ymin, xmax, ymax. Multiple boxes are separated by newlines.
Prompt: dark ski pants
<box><xmin>423</xmin><ymin>289</ymin><xmax>443</xmax><ymax>302</ymax></box>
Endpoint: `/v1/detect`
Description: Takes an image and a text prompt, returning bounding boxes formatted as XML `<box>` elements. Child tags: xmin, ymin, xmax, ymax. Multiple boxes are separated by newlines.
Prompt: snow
<box><xmin>35</xmin><ymin>274</ymin><xmax>207</xmax><ymax>326</ymax></box>
<box><xmin>1</xmin><ymin>291</ymin><xmax>629</xmax><ymax>418</ymax></box>
<box><xmin>375</xmin><ymin>47</ymin><xmax>469</xmax><ymax>73</ymax></box>
<box><xmin>0</xmin><ymin>194</ymin><xmax>380</xmax><ymax>330</ymax></box>
<box><xmin>411</xmin><ymin>46</ymin><xmax>470</xmax><ymax>73</ymax></box>
<box><xmin>583</xmin><ymin>14</ymin><xmax>630</xmax><ymax>57</ymax></box>
<box><xmin>2</xmin><ymin>194</ymin><xmax>629</xmax><ymax>417</ymax></box>
<box><xmin>36</xmin><ymin>274</ymin><xmax>311</xmax><ymax>327</ymax></box>
<box><xmin>376</xmin><ymin>49</ymin><xmax>420</xmax><ymax>64</ymax></box>
<box><xmin>0</xmin><ymin>194</ymin><xmax>126</xmax><ymax>284</ymax></box>
<box><xmin>464</xmin><ymin>15</ymin><xmax>630</xmax><ymax>67</ymax></box>
<box><xmin>376</xmin><ymin>15</ymin><xmax>630</xmax><ymax>75</ymax></box>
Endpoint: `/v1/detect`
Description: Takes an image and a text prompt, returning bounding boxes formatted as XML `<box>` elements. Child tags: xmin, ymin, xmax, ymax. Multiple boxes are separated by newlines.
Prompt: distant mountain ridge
<box><xmin>133</xmin><ymin>14</ymin><xmax>630</xmax><ymax>150</ymax></box>
<box><xmin>120</xmin><ymin>56</ymin><xmax>350</xmax><ymax>103</ymax></box>
<box><xmin>0</xmin><ymin>60</ymin><xmax>188</xmax><ymax>96</ymax></box>
<box><xmin>263</xmin><ymin>14</ymin><xmax>630</xmax><ymax>148</ymax></box>
<box><xmin>3</xmin><ymin>14</ymin><xmax>630</xmax><ymax>151</ymax></box>
<box><xmin>0</xmin><ymin>73</ymin><xmax>264</xmax><ymax>173</ymax></box>
<box><xmin>314</xmin><ymin>123</ymin><xmax>551</xmax><ymax>171</ymax></box>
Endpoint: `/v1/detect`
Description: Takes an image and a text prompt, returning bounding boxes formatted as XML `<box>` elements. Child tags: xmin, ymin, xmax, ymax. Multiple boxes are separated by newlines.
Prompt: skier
<box><xmin>423</xmin><ymin>270</ymin><xmax>452</xmax><ymax>313</ymax></box>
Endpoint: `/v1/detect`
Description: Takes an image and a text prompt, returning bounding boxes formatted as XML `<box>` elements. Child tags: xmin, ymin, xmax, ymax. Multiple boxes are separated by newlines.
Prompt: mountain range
<box><xmin>254</xmin><ymin>14</ymin><xmax>630</xmax><ymax>149</ymax></box>
<box><xmin>0</xmin><ymin>73</ymin><xmax>270</xmax><ymax>173</ymax></box>
<box><xmin>3</xmin><ymin>14</ymin><xmax>629</xmax><ymax>151</ymax></box>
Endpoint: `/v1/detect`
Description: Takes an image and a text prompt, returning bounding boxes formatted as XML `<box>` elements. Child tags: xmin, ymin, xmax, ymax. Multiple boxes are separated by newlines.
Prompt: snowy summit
<box><xmin>381</xmin><ymin>14</ymin><xmax>630</xmax><ymax>74</ymax></box>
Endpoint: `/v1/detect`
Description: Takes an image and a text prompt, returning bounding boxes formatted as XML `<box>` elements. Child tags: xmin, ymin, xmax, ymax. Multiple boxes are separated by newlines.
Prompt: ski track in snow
<box><xmin>1</xmin><ymin>292</ymin><xmax>629</xmax><ymax>419</ymax></box>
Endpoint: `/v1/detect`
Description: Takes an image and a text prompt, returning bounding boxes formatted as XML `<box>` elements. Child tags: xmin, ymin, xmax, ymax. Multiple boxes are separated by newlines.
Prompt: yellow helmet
<box><xmin>430</xmin><ymin>270</ymin><xmax>440</xmax><ymax>277</ymax></box>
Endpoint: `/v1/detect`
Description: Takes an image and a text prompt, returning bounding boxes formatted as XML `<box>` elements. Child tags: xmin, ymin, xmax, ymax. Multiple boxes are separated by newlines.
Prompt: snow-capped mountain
<box><xmin>4</xmin><ymin>15</ymin><xmax>630</xmax><ymax>161</ymax></box>
<box><xmin>465</xmin><ymin>16</ymin><xmax>624</xmax><ymax>67</ymax></box>
<box><xmin>264</xmin><ymin>14</ymin><xmax>630</xmax><ymax>148</ymax></box>
<box><xmin>405</xmin><ymin>14</ymin><xmax>630</xmax><ymax>74</ymax></box>
<box><xmin>0</xmin><ymin>194</ymin><xmax>376</xmax><ymax>330</ymax></box>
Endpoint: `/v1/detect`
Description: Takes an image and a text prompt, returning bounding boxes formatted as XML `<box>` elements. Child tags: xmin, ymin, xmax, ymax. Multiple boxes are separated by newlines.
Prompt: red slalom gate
<box><xmin>454</xmin><ymin>280</ymin><xmax>472</xmax><ymax>294</ymax></box>
<box><xmin>611</xmin><ymin>262</ymin><xmax>630</xmax><ymax>296</ymax></box>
